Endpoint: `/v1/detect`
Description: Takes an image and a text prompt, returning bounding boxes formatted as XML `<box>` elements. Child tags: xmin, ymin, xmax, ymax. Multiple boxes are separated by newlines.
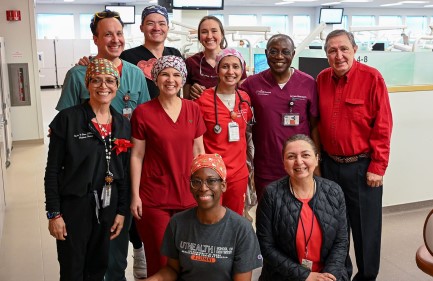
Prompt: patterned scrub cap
<box><xmin>215</xmin><ymin>48</ymin><xmax>246</xmax><ymax>73</ymax></box>
<box><xmin>191</xmin><ymin>154</ymin><xmax>227</xmax><ymax>181</ymax></box>
<box><xmin>151</xmin><ymin>55</ymin><xmax>187</xmax><ymax>86</ymax></box>
<box><xmin>141</xmin><ymin>5</ymin><xmax>169</xmax><ymax>24</ymax></box>
<box><xmin>85</xmin><ymin>58</ymin><xmax>120</xmax><ymax>87</ymax></box>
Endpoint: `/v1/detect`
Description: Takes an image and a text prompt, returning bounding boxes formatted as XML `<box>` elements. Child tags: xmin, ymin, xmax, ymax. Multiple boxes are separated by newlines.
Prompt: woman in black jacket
<box><xmin>256</xmin><ymin>134</ymin><xmax>349</xmax><ymax>281</ymax></box>
<box><xmin>44</xmin><ymin>58</ymin><xmax>131</xmax><ymax>281</ymax></box>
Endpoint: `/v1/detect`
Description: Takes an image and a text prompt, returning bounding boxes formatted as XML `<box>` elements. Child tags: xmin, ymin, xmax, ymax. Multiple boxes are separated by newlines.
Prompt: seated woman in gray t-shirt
<box><xmin>144</xmin><ymin>153</ymin><xmax>262</xmax><ymax>281</ymax></box>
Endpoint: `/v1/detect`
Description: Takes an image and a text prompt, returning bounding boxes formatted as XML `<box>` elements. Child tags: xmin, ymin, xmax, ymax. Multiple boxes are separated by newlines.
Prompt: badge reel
<box><xmin>282</xmin><ymin>100</ymin><xmax>300</xmax><ymax>126</ymax></box>
<box><xmin>123</xmin><ymin>92</ymin><xmax>132</xmax><ymax>120</ymax></box>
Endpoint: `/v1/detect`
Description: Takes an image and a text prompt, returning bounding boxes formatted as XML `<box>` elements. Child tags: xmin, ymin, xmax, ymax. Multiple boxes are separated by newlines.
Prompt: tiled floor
<box><xmin>0</xmin><ymin>89</ymin><xmax>431</xmax><ymax>280</ymax></box>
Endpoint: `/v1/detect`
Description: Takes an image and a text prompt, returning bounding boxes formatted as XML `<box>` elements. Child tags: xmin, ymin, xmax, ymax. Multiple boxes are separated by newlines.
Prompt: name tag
<box><xmin>123</xmin><ymin>107</ymin><xmax>132</xmax><ymax>120</ymax></box>
<box><xmin>282</xmin><ymin>113</ymin><xmax>299</xmax><ymax>126</ymax></box>
<box><xmin>228</xmin><ymin>121</ymin><xmax>240</xmax><ymax>142</ymax></box>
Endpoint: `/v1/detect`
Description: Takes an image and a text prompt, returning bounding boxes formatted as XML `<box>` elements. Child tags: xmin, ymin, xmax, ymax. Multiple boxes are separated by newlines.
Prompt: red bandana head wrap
<box><xmin>191</xmin><ymin>153</ymin><xmax>227</xmax><ymax>181</ymax></box>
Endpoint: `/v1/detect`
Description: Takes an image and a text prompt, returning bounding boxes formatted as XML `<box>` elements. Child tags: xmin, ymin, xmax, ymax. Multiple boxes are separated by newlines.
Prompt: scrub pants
<box><xmin>222</xmin><ymin>176</ymin><xmax>248</xmax><ymax>215</ymax></box>
<box><xmin>135</xmin><ymin>207</ymin><xmax>182</xmax><ymax>277</ymax></box>
<box><xmin>321</xmin><ymin>152</ymin><xmax>382</xmax><ymax>281</ymax></box>
<box><xmin>104</xmin><ymin>211</ymin><xmax>132</xmax><ymax>281</ymax></box>
<box><xmin>57</xmin><ymin>194</ymin><xmax>115</xmax><ymax>281</ymax></box>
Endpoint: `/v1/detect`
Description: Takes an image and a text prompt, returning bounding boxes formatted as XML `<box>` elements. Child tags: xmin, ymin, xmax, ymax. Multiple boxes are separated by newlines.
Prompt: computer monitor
<box><xmin>372</xmin><ymin>43</ymin><xmax>385</xmax><ymax>51</ymax></box>
<box><xmin>319</xmin><ymin>8</ymin><xmax>344</xmax><ymax>24</ymax></box>
<box><xmin>298</xmin><ymin>57</ymin><xmax>329</xmax><ymax>79</ymax></box>
<box><xmin>253</xmin><ymin>54</ymin><xmax>269</xmax><ymax>74</ymax></box>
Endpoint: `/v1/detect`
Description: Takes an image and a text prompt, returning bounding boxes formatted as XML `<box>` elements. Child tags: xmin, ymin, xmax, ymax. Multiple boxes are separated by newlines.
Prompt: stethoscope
<box><xmin>213</xmin><ymin>83</ymin><xmax>255</xmax><ymax>134</ymax></box>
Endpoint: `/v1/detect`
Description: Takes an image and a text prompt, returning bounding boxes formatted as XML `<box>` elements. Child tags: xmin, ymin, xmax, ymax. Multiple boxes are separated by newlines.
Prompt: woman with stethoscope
<box><xmin>195</xmin><ymin>48</ymin><xmax>255</xmax><ymax>215</ymax></box>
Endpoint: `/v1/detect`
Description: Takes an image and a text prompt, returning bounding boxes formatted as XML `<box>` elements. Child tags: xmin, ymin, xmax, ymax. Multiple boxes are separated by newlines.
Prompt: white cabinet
<box><xmin>37</xmin><ymin>39</ymin><xmax>91</xmax><ymax>87</ymax></box>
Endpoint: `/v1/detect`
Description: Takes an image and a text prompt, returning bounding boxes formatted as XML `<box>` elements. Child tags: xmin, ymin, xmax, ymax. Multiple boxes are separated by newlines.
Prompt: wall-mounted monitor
<box><xmin>172</xmin><ymin>0</ymin><xmax>224</xmax><ymax>10</ymax></box>
<box><xmin>254</xmin><ymin>54</ymin><xmax>269</xmax><ymax>74</ymax></box>
<box><xmin>298</xmin><ymin>57</ymin><xmax>329</xmax><ymax>79</ymax></box>
<box><xmin>105</xmin><ymin>5</ymin><xmax>136</xmax><ymax>24</ymax></box>
<box><xmin>319</xmin><ymin>8</ymin><xmax>344</xmax><ymax>24</ymax></box>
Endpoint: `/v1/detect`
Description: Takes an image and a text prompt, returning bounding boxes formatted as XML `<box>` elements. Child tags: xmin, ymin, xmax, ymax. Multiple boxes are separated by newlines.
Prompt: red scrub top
<box><xmin>131</xmin><ymin>98</ymin><xmax>206</xmax><ymax>209</ymax></box>
<box><xmin>195</xmin><ymin>88</ymin><xmax>252</xmax><ymax>182</ymax></box>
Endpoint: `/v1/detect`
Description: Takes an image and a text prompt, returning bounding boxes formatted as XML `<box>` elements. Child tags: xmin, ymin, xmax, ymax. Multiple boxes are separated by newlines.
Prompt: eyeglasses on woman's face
<box><xmin>89</xmin><ymin>77</ymin><xmax>118</xmax><ymax>87</ymax></box>
<box><xmin>190</xmin><ymin>177</ymin><xmax>223</xmax><ymax>190</ymax></box>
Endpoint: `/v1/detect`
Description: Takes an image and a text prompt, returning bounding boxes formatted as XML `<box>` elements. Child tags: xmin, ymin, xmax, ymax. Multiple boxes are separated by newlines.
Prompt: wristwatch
<box><xmin>46</xmin><ymin>211</ymin><xmax>61</xmax><ymax>219</ymax></box>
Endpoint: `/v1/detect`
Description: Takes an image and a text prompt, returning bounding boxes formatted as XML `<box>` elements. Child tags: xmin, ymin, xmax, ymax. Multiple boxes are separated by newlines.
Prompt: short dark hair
<box><xmin>266</xmin><ymin>34</ymin><xmax>295</xmax><ymax>53</ymax></box>
<box><xmin>282</xmin><ymin>134</ymin><xmax>318</xmax><ymax>158</ymax></box>
<box><xmin>197</xmin><ymin>16</ymin><xmax>228</xmax><ymax>49</ymax></box>
<box><xmin>90</xmin><ymin>10</ymin><xmax>124</xmax><ymax>36</ymax></box>
<box><xmin>324</xmin><ymin>29</ymin><xmax>357</xmax><ymax>52</ymax></box>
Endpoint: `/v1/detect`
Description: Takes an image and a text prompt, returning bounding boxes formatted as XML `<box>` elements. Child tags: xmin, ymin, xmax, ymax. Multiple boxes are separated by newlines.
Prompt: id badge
<box><xmin>101</xmin><ymin>184</ymin><xmax>111</xmax><ymax>208</ymax></box>
<box><xmin>301</xmin><ymin>258</ymin><xmax>313</xmax><ymax>270</ymax></box>
<box><xmin>282</xmin><ymin>113</ymin><xmax>300</xmax><ymax>126</ymax></box>
<box><xmin>228</xmin><ymin>121</ymin><xmax>240</xmax><ymax>142</ymax></box>
<box><xmin>123</xmin><ymin>107</ymin><xmax>132</xmax><ymax>120</ymax></box>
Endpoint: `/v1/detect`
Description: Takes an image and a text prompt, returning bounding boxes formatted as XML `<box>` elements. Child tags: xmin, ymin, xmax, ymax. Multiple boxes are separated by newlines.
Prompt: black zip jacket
<box><xmin>256</xmin><ymin>176</ymin><xmax>349</xmax><ymax>281</ymax></box>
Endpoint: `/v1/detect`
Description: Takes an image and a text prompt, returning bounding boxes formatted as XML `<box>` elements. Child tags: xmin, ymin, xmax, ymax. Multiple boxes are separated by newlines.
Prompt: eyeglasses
<box><xmin>90</xmin><ymin>78</ymin><xmax>118</xmax><ymax>87</ymax></box>
<box><xmin>199</xmin><ymin>56</ymin><xmax>218</xmax><ymax>79</ymax></box>
<box><xmin>267</xmin><ymin>49</ymin><xmax>294</xmax><ymax>57</ymax></box>
<box><xmin>190</xmin><ymin>178</ymin><xmax>223</xmax><ymax>190</ymax></box>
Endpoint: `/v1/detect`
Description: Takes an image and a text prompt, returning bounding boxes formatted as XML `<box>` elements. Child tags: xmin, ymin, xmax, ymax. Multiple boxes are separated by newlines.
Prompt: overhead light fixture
<box><xmin>424</xmin><ymin>4</ymin><xmax>433</xmax><ymax>6</ymax></box>
<box><xmin>321</xmin><ymin>1</ymin><xmax>341</xmax><ymax>4</ymax></box>
<box><xmin>275</xmin><ymin>1</ymin><xmax>294</xmax><ymax>4</ymax></box>
<box><xmin>64</xmin><ymin>0</ymin><xmax>74</xmax><ymax>2</ymax></box>
<box><xmin>380</xmin><ymin>2</ymin><xmax>403</xmax><ymax>6</ymax></box>
<box><xmin>292</xmin><ymin>0</ymin><xmax>318</xmax><ymax>2</ymax></box>
<box><xmin>400</xmin><ymin>0</ymin><xmax>428</xmax><ymax>3</ymax></box>
<box><xmin>341</xmin><ymin>0</ymin><xmax>372</xmax><ymax>2</ymax></box>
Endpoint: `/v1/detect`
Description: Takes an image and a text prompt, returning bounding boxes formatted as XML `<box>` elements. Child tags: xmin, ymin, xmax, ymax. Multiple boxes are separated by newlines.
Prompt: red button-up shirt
<box><xmin>317</xmin><ymin>61</ymin><xmax>393</xmax><ymax>176</ymax></box>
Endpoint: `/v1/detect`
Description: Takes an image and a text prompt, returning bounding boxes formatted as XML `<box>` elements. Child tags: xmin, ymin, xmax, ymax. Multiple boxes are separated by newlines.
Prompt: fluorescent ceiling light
<box><xmin>321</xmin><ymin>1</ymin><xmax>341</xmax><ymax>4</ymax></box>
<box><xmin>380</xmin><ymin>2</ymin><xmax>403</xmax><ymax>5</ymax></box>
<box><xmin>424</xmin><ymin>4</ymin><xmax>433</xmax><ymax>6</ymax></box>
<box><xmin>341</xmin><ymin>0</ymin><xmax>372</xmax><ymax>2</ymax></box>
<box><xmin>275</xmin><ymin>1</ymin><xmax>294</xmax><ymax>4</ymax></box>
<box><xmin>400</xmin><ymin>0</ymin><xmax>428</xmax><ymax>2</ymax></box>
<box><xmin>64</xmin><ymin>0</ymin><xmax>74</xmax><ymax>2</ymax></box>
<box><xmin>292</xmin><ymin>0</ymin><xmax>318</xmax><ymax>2</ymax></box>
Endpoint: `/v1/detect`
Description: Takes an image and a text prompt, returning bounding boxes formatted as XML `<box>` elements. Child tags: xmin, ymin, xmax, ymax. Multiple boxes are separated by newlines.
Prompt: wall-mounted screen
<box><xmin>172</xmin><ymin>0</ymin><xmax>224</xmax><ymax>10</ymax></box>
<box><xmin>298</xmin><ymin>57</ymin><xmax>329</xmax><ymax>79</ymax></box>
<box><xmin>254</xmin><ymin>54</ymin><xmax>269</xmax><ymax>74</ymax></box>
<box><xmin>319</xmin><ymin>8</ymin><xmax>344</xmax><ymax>24</ymax></box>
<box><xmin>105</xmin><ymin>5</ymin><xmax>136</xmax><ymax>24</ymax></box>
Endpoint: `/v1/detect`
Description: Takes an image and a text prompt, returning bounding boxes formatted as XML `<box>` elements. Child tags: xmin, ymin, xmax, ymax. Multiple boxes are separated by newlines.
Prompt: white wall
<box><xmin>384</xmin><ymin>90</ymin><xmax>433</xmax><ymax>206</ymax></box>
<box><xmin>0</xmin><ymin>0</ymin><xmax>44</xmax><ymax>141</ymax></box>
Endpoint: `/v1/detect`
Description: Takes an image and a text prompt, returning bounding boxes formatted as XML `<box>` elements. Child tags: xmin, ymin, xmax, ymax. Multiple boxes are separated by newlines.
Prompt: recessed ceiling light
<box><xmin>64</xmin><ymin>0</ymin><xmax>74</xmax><ymax>2</ymax></box>
<box><xmin>380</xmin><ymin>2</ymin><xmax>403</xmax><ymax>5</ymax></box>
<box><xmin>321</xmin><ymin>2</ymin><xmax>342</xmax><ymax>4</ymax></box>
<box><xmin>275</xmin><ymin>1</ymin><xmax>294</xmax><ymax>4</ymax></box>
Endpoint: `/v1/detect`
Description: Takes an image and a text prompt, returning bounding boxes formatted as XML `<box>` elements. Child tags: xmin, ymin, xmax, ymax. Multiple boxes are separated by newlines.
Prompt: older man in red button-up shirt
<box><xmin>317</xmin><ymin>29</ymin><xmax>392</xmax><ymax>281</ymax></box>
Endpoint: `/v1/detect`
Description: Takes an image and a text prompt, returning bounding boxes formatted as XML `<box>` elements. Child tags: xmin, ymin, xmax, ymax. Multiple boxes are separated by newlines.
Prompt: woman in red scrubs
<box><xmin>195</xmin><ymin>48</ymin><xmax>253</xmax><ymax>215</ymax></box>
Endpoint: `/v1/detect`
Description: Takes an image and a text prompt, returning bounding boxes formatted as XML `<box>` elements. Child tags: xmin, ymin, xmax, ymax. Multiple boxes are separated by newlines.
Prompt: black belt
<box><xmin>327</xmin><ymin>153</ymin><xmax>370</xmax><ymax>164</ymax></box>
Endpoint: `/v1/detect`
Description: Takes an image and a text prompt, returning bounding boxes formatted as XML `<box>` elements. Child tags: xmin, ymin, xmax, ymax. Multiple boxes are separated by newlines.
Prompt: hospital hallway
<box><xmin>0</xmin><ymin>88</ymin><xmax>431</xmax><ymax>281</ymax></box>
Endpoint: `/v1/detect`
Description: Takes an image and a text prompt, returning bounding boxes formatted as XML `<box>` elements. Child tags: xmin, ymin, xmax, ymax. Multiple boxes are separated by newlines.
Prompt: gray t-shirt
<box><xmin>161</xmin><ymin>207</ymin><xmax>262</xmax><ymax>281</ymax></box>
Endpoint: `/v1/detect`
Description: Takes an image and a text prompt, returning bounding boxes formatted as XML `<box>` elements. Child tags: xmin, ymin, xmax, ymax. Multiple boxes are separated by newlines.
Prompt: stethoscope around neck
<box><xmin>213</xmin><ymin>83</ymin><xmax>255</xmax><ymax>134</ymax></box>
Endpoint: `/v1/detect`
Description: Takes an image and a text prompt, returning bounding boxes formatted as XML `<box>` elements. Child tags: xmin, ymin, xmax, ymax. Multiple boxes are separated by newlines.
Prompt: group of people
<box><xmin>44</xmin><ymin>4</ymin><xmax>393</xmax><ymax>281</ymax></box>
